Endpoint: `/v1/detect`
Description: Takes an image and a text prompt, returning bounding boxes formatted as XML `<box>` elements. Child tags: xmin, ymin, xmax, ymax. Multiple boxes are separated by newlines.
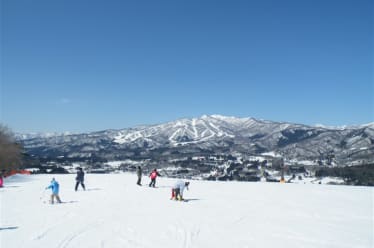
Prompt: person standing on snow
<box><xmin>0</xmin><ymin>169</ymin><xmax>5</xmax><ymax>187</ymax></box>
<box><xmin>149</xmin><ymin>168</ymin><xmax>161</xmax><ymax>187</ymax></box>
<box><xmin>136</xmin><ymin>166</ymin><xmax>142</xmax><ymax>186</ymax></box>
<box><xmin>171</xmin><ymin>180</ymin><xmax>190</xmax><ymax>201</ymax></box>
<box><xmin>75</xmin><ymin>167</ymin><xmax>86</xmax><ymax>191</ymax></box>
<box><xmin>46</xmin><ymin>178</ymin><xmax>62</xmax><ymax>204</ymax></box>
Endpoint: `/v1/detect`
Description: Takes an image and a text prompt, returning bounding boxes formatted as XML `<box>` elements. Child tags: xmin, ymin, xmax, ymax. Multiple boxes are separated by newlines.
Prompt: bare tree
<box><xmin>0</xmin><ymin>124</ymin><xmax>22</xmax><ymax>171</ymax></box>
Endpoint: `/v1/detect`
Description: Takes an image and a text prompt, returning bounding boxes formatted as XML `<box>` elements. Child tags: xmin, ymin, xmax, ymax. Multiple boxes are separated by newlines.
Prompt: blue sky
<box><xmin>1</xmin><ymin>0</ymin><xmax>373</xmax><ymax>133</ymax></box>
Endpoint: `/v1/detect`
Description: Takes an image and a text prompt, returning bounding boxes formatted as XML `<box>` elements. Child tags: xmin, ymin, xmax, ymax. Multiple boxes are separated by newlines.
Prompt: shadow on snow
<box><xmin>0</xmin><ymin>226</ymin><xmax>18</xmax><ymax>231</ymax></box>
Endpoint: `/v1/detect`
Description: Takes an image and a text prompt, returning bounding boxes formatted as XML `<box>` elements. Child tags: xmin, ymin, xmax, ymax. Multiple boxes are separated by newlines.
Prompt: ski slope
<box><xmin>1</xmin><ymin>173</ymin><xmax>373</xmax><ymax>248</ymax></box>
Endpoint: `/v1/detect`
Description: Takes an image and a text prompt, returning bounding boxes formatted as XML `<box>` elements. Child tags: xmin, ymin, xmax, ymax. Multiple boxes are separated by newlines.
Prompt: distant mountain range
<box><xmin>17</xmin><ymin>115</ymin><xmax>374</xmax><ymax>166</ymax></box>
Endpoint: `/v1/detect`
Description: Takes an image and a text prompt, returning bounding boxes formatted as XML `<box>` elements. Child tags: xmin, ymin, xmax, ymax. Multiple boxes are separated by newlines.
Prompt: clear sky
<box><xmin>1</xmin><ymin>0</ymin><xmax>373</xmax><ymax>133</ymax></box>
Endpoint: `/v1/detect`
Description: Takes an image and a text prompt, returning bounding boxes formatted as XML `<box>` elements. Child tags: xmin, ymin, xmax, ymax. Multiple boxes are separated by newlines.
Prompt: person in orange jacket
<box><xmin>148</xmin><ymin>168</ymin><xmax>161</xmax><ymax>187</ymax></box>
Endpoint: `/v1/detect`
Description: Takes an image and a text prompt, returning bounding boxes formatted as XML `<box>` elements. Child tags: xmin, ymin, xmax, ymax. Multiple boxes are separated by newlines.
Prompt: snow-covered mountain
<box><xmin>18</xmin><ymin>115</ymin><xmax>374</xmax><ymax>166</ymax></box>
<box><xmin>15</xmin><ymin>131</ymin><xmax>74</xmax><ymax>140</ymax></box>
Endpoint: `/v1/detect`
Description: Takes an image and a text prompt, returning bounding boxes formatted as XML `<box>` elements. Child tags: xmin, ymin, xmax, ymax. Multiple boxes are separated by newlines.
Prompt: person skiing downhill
<box><xmin>136</xmin><ymin>166</ymin><xmax>142</xmax><ymax>186</ymax></box>
<box><xmin>171</xmin><ymin>180</ymin><xmax>190</xmax><ymax>201</ymax></box>
<box><xmin>46</xmin><ymin>178</ymin><xmax>62</xmax><ymax>204</ymax></box>
<box><xmin>75</xmin><ymin>167</ymin><xmax>86</xmax><ymax>191</ymax></box>
<box><xmin>149</xmin><ymin>168</ymin><xmax>161</xmax><ymax>187</ymax></box>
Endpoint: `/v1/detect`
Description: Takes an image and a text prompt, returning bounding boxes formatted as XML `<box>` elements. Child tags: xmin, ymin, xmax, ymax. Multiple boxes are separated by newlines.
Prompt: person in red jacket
<box><xmin>148</xmin><ymin>168</ymin><xmax>161</xmax><ymax>187</ymax></box>
<box><xmin>0</xmin><ymin>170</ymin><xmax>5</xmax><ymax>187</ymax></box>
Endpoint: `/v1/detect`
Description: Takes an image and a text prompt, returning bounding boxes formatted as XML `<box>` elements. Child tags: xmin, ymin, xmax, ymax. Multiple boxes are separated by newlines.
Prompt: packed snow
<box><xmin>1</xmin><ymin>173</ymin><xmax>373</xmax><ymax>248</ymax></box>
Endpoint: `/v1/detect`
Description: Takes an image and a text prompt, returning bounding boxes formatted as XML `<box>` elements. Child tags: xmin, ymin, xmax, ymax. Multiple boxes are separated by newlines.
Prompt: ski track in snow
<box><xmin>1</xmin><ymin>174</ymin><xmax>373</xmax><ymax>248</ymax></box>
<box><xmin>31</xmin><ymin>211</ymin><xmax>72</xmax><ymax>241</ymax></box>
<box><xmin>166</xmin><ymin>221</ymin><xmax>200</xmax><ymax>248</ymax></box>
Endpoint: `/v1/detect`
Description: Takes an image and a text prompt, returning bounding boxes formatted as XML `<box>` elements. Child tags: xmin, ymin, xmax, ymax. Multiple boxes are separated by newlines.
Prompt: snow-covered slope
<box><xmin>1</xmin><ymin>174</ymin><xmax>372</xmax><ymax>248</ymax></box>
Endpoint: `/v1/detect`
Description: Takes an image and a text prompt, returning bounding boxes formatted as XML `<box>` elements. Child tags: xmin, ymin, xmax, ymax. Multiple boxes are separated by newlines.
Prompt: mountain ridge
<box><xmin>16</xmin><ymin>114</ymin><xmax>374</xmax><ymax>139</ymax></box>
<box><xmin>17</xmin><ymin>115</ymin><xmax>374</xmax><ymax>168</ymax></box>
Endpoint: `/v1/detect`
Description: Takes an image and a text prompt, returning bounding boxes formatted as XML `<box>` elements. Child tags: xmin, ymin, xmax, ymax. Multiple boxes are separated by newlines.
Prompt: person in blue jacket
<box><xmin>46</xmin><ymin>178</ymin><xmax>62</xmax><ymax>204</ymax></box>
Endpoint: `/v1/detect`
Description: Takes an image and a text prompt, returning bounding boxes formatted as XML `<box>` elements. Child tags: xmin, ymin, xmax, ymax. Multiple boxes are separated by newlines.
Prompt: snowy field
<box><xmin>1</xmin><ymin>173</ymin><xmax>373</xmax><ymax>248</ymax></box>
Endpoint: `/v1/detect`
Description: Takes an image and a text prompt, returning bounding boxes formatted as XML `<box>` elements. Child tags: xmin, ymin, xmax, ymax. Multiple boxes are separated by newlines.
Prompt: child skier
<box><xmin>75</xmin><ymin>167</ymin><xmax>86</xmax><ymax>191</ymax></box>
<box><xmin>171</xmin><ymin>180</ymin><xmax>190</xmax><ymax>201</ymax></box>
<box><xmin>46</xmin><ymin>178</ymin><xmax>62</xmax><ymax>204</ymax></box>
<box><xmin>149</xmin><ymin>168</ymin><xmax>161</xmax><ymax>187</ymax></box>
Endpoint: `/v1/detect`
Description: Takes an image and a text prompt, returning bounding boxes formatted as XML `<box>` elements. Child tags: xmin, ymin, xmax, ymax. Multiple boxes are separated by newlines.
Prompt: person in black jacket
<box><xmin>75</xmin><ymin>167</ymin><xmax>86</xmax><ymax>191</ymax></box>
<box><xmin>136</xmin><ymin>166</ymin><xmax>142</xmax><ymax>186</ymax></box>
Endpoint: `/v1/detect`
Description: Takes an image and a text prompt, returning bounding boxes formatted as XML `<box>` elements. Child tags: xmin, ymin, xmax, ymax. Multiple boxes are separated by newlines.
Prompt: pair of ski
<box><xmin>170</xmin><ymin>198</ymin><xmax>188</xmax><ymax>202</ymax></box>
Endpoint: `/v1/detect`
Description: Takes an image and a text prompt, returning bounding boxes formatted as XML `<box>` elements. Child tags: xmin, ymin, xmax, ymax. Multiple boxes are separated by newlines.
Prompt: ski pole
<box><xmin>39</xmin><ymin>189</ymin><xmax>46</xmax><ymax>201</ymax></box>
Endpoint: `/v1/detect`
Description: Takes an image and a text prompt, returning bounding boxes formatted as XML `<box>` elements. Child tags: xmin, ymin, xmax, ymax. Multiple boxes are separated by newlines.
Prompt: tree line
<box><xmin>0</xmin><ymin>124</ymin><xmax>22</xmax><ymax>172</ymax></box>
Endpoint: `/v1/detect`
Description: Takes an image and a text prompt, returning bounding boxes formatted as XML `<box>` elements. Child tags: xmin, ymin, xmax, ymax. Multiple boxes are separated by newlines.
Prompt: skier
<box><xmin>0</xmin><ymin>169</ymin><xmax>5</xmax><ymax>187</ymax></box>
<box><xmin>75</xmin><ymin>167</ymin><xmax>86</xmax><ymax>191</ymax></box>
<box><xmin>171</xmin><ymin>180</ymin><xmax>190</xmax><ymax>201</ymax></box>
<box><xmin>149</xmin><ymin>168</ymin><xmax>161</xmax><ymax>187</ymax></box>
<box><xmin>136</xmin><ymin>166</ymin><xmax>142</xmax><ymax>186</ymax></box>
<box><xmin>45</xmin><ymin>178</ymin><xmax>62</xmax><ymax>204</ymax></box>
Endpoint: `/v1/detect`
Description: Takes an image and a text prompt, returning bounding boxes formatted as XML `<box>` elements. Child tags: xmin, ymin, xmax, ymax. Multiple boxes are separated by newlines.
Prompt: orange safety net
<box><xmin>5</xmin><ymin>169</ymin><xmax>31</xmax><ymax>177</ymax></box>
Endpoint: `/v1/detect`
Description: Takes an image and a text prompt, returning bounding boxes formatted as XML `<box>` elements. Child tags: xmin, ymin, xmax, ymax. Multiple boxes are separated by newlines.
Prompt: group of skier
<box><xmin>45</xmin><ymin>166</ymin><xmax>189</xmax><ymax>204</ymax></box>
<box><xmin>44</xmin><ymin>167</ymin><xmax>86</xmax><ymax>204</ymax></box>
<box><xmin>136</xmin><ymin>166</ymin><xmax>190</xmax><ymax>201</ymax></box>
<box><xmin>136</xmin><ymin>166</ymin><xmax>162</xmax><ymax>187</ymax></box>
